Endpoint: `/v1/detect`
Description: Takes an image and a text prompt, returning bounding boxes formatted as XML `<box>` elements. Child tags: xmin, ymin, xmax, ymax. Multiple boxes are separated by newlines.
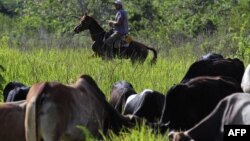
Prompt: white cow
<box><xmin>241</xmin><ymin>64</ymin><xmax>250</xmax><ymax>93</ymax></box>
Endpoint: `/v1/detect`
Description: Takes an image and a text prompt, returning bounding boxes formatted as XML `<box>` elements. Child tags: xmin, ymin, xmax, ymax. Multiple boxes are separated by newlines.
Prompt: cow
<box><xmin>3</xmin><ymin>81</ymin><xmax>29</xmax><ymax>102</ymax></box>
<box><xmin>199</xmin><ymin>53</ymin><xmax>223</xmax><ymax>61</ymax></box>
<box><xmin>123</xmin><ymin>89</ymin><xmax>165</xmax><ymax>123</ymax></box>
<box><xmin>169</xmin><ymin>93</ymin><xmax>250</xmax><ymax>141</ymax></box>
<box><xmin>25</xmin><ymin>75</ymin><xmax>134</xmax><ymax>141</ymax></box>
<box><xmin>241</xmin><ymin>64</ymin><xmax>250</xmax><ymax>93</ymax></box>
<box><xmin>160</xmin><ymin>76</ymin><xmax>242</xmax><ymax>131</ymax></box>
<box><xmin>0</xmin><ymin>100</ymin><xmax>26</xmax><ymax>141</ymax></box>
<box><xmin>109</xmin><ymin>81</ymin><xmax>137</xmax><ymax>114</ymax></box>
<box><xmin>181</xmin><ymin>58</ymin><xmax>245</xmax><ymax>83</ymax></box>
<box><xmin>6</xmin><ymin>86</ymin><xmax>30</xmax><ymax>102</ymax></box>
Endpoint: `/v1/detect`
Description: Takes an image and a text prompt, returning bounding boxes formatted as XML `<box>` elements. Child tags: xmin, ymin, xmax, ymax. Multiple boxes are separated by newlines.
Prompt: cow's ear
<box><xmin>84</xmin><ymin>11</ymin><xmax>88</xmax><ymax>16</ymax></box>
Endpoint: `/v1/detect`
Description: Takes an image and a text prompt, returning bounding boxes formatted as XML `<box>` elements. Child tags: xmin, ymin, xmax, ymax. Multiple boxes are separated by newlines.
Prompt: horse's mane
<box><xmin>82</xmin><ymin>15</ymin><xmax>106</xmax><ymax>41</ymax></box>
<box><xmin>87</xmin><ymin>15</ymin><xmax>105</xmax><ymax>32</ymax></box>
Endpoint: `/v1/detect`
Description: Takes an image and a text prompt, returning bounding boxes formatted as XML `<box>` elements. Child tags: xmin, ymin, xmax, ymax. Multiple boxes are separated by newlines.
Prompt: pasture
<box><xmin>0</xmin><ymin>1</ymin><xmax>249</xmax><ymax>140</ymax></box>
<box><xmin>0</xmin><ymin>43</ymin><xmax>198</xmax><ymax>140</ymax></box>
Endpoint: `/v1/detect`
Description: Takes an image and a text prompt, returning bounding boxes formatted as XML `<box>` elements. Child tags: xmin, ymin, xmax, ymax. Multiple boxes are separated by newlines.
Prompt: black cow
<box><xmin>160</xmin><ymin>76</ymin><xmax>242</xmax><ymax>131</ymax></box>
<box><xmin>3</xmin><ymin>82</ymin><xmax>29</xmax><ymax>102</ymax></box>
<box><xmin>181</xmin><ymin>58</ymin><xmax>244</xmax><ymax>83</ymax></box>
<box><xmin>6</xmin><ymin>87</ymin><xmax>30</xmax><ymax>102</ymax></box>
<box><xmin>109</xmin><ymin>81</ymin><xmax>136</xmax><ymax>113</ymax></box>
<box><xmin>124</xmin><ymin>89</ymin><xmax>165</xmax><ymax>122</ymax></box>
<box><xmin>199</xmin><ymin>53</ymin><xmax>223</xmax><ymax>61</ymax></box>
<box><xmin>169</xmin><ymin>93</ymin><xmax>250</xmax><ymax>141</ymax></box>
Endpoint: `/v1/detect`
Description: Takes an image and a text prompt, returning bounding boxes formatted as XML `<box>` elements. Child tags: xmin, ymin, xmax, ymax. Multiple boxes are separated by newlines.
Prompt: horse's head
<box><xmin>74</xmin><ymin>13</ymin><xmax>93</xmax><ymax>33</ymax></box>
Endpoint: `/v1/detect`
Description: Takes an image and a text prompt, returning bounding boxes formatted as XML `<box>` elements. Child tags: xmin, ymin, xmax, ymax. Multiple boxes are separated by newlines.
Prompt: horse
<box><xmin>73</xmin><ymin>13</ymin><xmax>157</xmax><ymax>64</ymax></box>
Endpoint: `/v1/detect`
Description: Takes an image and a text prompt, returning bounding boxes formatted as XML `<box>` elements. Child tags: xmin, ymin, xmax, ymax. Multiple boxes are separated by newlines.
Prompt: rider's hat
<box><xmin>114</xmin><ymin>0</ymin><xmax>123</xmax><ymax>6</ymax></box>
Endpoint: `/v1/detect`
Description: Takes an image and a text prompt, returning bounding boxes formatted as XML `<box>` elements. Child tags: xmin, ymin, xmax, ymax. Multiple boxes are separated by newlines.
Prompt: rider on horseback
<box><xmin>105</xmin><ymin>0</ymin><xmax>129</xmax><ymax>59</ymax></box>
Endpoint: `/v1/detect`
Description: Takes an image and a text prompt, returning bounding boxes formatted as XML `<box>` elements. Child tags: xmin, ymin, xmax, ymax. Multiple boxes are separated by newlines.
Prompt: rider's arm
<box><xmin>108</xmin><ymin>11</ymin><xmax>123</xmax><ymax>26</ymax></box>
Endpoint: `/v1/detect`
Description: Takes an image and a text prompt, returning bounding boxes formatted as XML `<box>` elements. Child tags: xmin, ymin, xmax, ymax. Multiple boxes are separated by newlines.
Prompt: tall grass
<box><xmin>0</xmin><ymin>46</ymin><xmax>196</xmax><ymax>97</ymax></box>
<box><xmin>105</xmin><ymin>123</ymin><xmax>168</xmax><ymax>141</ymax></box>
<box><xmin>0</xmin><ymin>44</ymin><xmax>198</xmax><ymax>140</ymax></box>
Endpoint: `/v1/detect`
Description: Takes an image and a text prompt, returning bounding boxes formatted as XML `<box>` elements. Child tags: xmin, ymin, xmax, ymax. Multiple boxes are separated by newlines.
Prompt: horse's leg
<box><xmin>129</xmin><ymin>50</ymin><xmax>140</xmax><ymax>64</ymax></box>
<box><xmin>129</xmin><ymin>42</ymin><xmax>148</xmax><ymax>64</ymax></box>
<box><xmin>104</xmin><ymin>33</ymin><xmax>123</xmax><ymax>59</ymax></box>
<box><xmin>92</xmin><ymin>41</ymin><xmax>104</xmax><ymax>57</ymax></box>
<box><xmin>127</xmin><ymin>43</ymin><xmax>141</xmax><ymax>64</ymax></box>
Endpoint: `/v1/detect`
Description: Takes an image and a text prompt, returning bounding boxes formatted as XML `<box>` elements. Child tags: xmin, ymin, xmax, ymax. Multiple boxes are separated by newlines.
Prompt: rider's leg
<box><xmin>104</xmin><ymin>32</ymin><xmax>123</xmax><ymax>59</ymax></box>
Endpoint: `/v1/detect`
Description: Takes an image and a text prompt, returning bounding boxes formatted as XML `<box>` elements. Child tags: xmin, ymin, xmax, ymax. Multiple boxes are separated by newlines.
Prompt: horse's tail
<box><xmin>146</xmin><ymin>47</ymin><xmax>157</xmax><ymax>64</ymax></box>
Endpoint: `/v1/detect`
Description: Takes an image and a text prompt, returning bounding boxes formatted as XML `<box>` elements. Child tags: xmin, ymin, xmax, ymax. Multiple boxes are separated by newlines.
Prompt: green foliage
<box><xmin>1</xmin><ymin>0</ymin><xmax>250</xmax><ymax>56</ymax></box>
<box><xmin>229</xmin><ymin>1</ymin><xmax>250</xmax><ymax>62</ymax></box>
<box><xmin>0</xmin><ymin>35</ymin><xmax>10</xmax><ymax>48</ymax></box>
<box><xmin>0</xmin><ymin>64</ymin><xmax>5</xmax><ymax>93</ymax></box>
<box><xmin>0</xmin><ymin>14</ymin><xmax>14</xmax><ymax>35</ymax></box>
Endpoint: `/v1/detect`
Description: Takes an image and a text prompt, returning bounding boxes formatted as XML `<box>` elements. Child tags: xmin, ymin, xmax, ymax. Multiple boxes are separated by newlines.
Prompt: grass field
<box><xmin>0</xmin><ymin>45</ymin><xmax>197</xmax><ymax>96</ymax></box>
<box><xmin>0</xmin><ymin>45</ymin><xmax>198</xmax><ymax>140</ymax></box>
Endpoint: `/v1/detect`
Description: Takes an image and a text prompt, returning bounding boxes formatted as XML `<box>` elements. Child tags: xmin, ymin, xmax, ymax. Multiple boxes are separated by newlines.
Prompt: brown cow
<box><xmin>25</xmin><ymin>75</ymin><xmax>134</xmax><ymax>141</ymax></box>
<box><xmin>0</xmin><ymin>100</ymin><xmax>26</xmax><ymax>141</ymax></box>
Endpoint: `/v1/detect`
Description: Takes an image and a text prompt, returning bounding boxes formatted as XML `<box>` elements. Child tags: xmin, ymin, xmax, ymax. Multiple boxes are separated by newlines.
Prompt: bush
<box><xmin>0</xmin><ymin>65</ymin><xmax>5</xmax><ymax>92</ymax></box>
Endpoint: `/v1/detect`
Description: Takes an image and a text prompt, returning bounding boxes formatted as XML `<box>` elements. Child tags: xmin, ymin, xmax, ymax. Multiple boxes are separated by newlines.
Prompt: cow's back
<box><xmin>109</xmin><ymin>81</ymin><xmax>136</xmax><ymax>113</ymax></box>
<box><xmin>26</xmin><ymin>82</ymin><xmax>106</xmax><ymax>141</ymax></box>
<box><xmin>161</xmin><ymin>76</ymin><xmax>242</xmax><ymax>130</ymax></box>
<box><xmin>200</xmin><ymin>53</ymin><xmax>223</xmax><ymax>61</ymax></box>
<box><xmin>6</xmin><ymin>86</ymin><xmax>30</xmax><ymax>102</ymax></box>
<box><xmin>3</xmin><ymin>82</ymin><xmax>26</xmax><ymax>102</ymax></box>
<box><xmin>181</xmin><ymin>58</ymin><xmax>245</xmax><ymax>83</ymax></box>
<box><xmin>169</xmin><ymin>93</ymin><xmax>250</xmax><ymax>141</ymax></box>
<box><xmin>0</xmin><ymin>101</ymin><xmax>26</xmax><ymax>141</ymax></box>
<box><xmin>25</xmin><ymin>75</ymin><xmax>131</xmax><ymax>141</ymax></box>
<box><xmin>124</xmin><ymin>89</ymin><xmax>164</xmax><ymax>122</ymax></box>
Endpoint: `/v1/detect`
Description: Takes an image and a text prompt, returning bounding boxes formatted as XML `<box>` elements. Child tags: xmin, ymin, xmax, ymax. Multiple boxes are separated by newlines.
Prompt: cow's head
<box><xmin>74</xmin><ymin>13</ymin><xmax>92</xmax><ymax>33</ymax></box>
<box><xmin>168</xmin><ymin>131</ymin><xmax>194</xmax><ymax>141</ymax></box>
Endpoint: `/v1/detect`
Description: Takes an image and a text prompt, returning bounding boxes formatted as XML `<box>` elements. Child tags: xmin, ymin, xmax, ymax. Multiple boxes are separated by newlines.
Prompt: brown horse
<box><xmin>74</xmin><ymin>13</ymin><xmax>157</xmax><ymax>64</ymax></box>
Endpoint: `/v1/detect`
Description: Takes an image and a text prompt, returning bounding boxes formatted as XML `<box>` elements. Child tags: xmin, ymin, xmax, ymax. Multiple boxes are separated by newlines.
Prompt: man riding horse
<box><xmin>73</xmin><ymin>1</ymin><xmax>157</xmax><ymax>64</ymax></box>
<box><xmin>105</xmin><ymin>0</ymin><xmax>128</xmax><ymax>59</ymax></box>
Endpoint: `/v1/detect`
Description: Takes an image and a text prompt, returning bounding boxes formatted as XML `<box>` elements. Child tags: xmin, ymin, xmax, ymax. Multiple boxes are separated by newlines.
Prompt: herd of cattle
<box><xmin>1</xmin><ymin>53</ymin><xmax>250</xmax><ymax>141</ymax></box>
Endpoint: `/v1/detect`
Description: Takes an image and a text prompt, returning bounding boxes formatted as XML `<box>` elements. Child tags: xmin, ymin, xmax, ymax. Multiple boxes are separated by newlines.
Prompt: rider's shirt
<box><xmin>114</xmin><ymin>8</ymin><xmax>128</xmax><ymax>35</ymax></box>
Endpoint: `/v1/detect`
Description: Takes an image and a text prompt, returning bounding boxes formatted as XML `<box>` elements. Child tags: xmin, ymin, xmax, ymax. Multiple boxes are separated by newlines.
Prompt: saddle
<box><xmin>104</xmin><ymin>29</ymin><xmax>133</xmax><ymax>49</ymax></box>
<box><xmin>114</xmin><ymin>35</ymin><xmax>132</xmax><ymax>48</ymax></box>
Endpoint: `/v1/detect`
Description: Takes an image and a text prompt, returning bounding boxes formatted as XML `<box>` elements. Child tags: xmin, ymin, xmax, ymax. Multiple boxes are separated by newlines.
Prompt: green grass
<box><xmin>0</xmin><ymin>46</ymin><xmax>197</xmax><ymax>140</ymax></box>
<box><xmin>0</xmin><ymin>46</ymin><xmax>196</xmax><ymax>96</ymax></box>
<box><xmin>105</xmin><ymin>123</ymin><xmax>169</xmax><ymax>141</ymax></box>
